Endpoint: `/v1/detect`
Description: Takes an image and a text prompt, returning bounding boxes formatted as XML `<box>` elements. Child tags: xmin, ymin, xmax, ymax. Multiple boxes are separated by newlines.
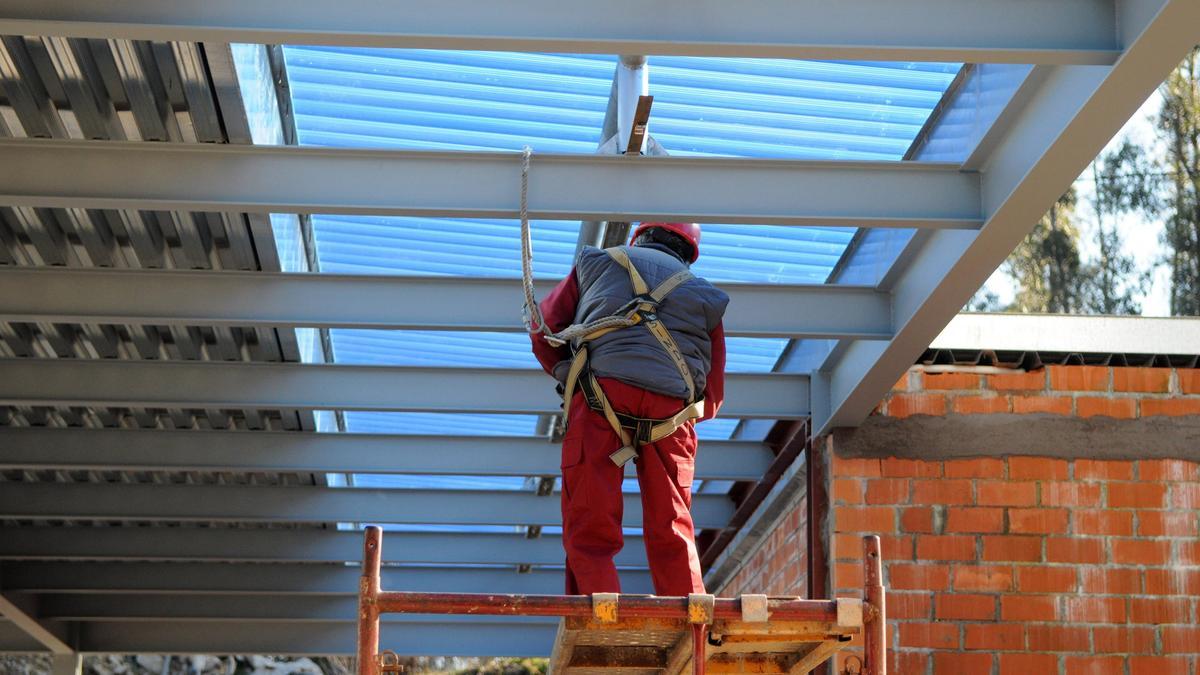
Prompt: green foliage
<box><xmin>1156</xmin><ymin>48</ymin><xmax>1200</xmax><ymax>315</ymax></box>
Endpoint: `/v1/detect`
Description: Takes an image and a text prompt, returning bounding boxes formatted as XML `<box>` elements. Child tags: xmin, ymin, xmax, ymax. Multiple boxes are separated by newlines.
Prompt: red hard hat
<box><xmin>630</xmin><ymin>222</ymin><xmax>702</xmax><ymax>262</ymax></box>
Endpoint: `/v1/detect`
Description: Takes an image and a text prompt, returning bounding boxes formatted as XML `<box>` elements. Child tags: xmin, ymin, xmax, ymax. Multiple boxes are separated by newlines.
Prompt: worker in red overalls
<box><xmin>530</xmin><ymin>222</ymin><xmax>729</xmax><ymax>598</ymax></box>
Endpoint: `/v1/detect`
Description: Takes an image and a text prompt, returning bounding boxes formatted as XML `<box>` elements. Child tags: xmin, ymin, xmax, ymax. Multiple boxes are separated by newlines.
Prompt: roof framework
<box><xmin>0</xmin><ymin>0</ymin><xmax>1198</xmax><ymax>658</ymax></box>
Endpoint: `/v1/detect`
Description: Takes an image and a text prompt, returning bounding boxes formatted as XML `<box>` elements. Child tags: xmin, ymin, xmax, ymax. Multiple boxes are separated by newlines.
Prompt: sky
<box><xmin>980</xmin><ymin>90</ymin><xmax>1174</xmax><ymax>316</ymax></box>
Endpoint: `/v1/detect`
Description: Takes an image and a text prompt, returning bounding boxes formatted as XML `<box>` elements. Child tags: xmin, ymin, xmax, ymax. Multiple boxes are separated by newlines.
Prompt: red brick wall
<box><xmin>886</xmin><ymin>365</ymin><xmax>1200</xmax><ymax>419</ymax></box>
<box><xmin>714</xmin><ymin>365</ymin><xmax>1200</xmax><ymax>674</ymax></box>
<box><xmin>832</xmin><ymin>454</ymin><xmax>1200</xmax><ymax>674</ymax></box>
<box><xmin>720</xmin><ymin>493</ymin><xmax>807</xmax><ymax>598</ymax></box>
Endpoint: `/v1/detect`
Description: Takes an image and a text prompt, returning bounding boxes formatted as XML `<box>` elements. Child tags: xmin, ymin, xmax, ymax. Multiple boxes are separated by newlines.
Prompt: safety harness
<box><xmin>559</xmin><ymin>248</ymin><xmax>706</xmax><ymax>467</ymax></box>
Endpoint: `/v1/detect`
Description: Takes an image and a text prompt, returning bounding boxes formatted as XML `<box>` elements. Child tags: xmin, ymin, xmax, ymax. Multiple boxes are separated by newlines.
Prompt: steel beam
<box><xmin>0</xmin><ymin>527</ymin><xmax>649</xmax><ymax>566</ymax></box>
<box><xmin>0</xmin><ymin>267</ymin><xmax>893</xmax><ymax>340</ymax></box>
<box><xmin>0</xmin><ymin>139</ymin><xmax>982</xmax><ymax>228</ymax></box>
<box><xmin>74</xmin><ymin>620</ymin><xmax>555</xmax><ymax>656</ymax></box>
<box><xmin>0</xmin><ymin>0</ymin><xmax>1122</xmax><ymax>64</ymax></box>
<box><xmin>0</xmin><ymin>482</ymin><xmax>733</xmax><ymax>528</ymax></box>
<box><xmin>0</xmin><ymin>359</ymin><xmax>809</xmax><ymax>419</ymax></box>
<box><xmin>0</xmin><ymin>593</ymin><xmax>72</xmax><ymax>654</ymax></box>
<box><xmin>36</xmin><ymin>595</ymin><xmax>564</xmax><ymax>624</ymax></box>
<box><xmin>818</xmin><ymin>0</ymin><xmax>1200</xmax><ymax>434</ymax></box>
<box><xmin>0</xmin><ymin>428</ymin><xmax>773</xmax><ymax>481</ymax></box>
<box><xmin>34</xmin><ymin>596</ymin><xmax>545</xmax><ymax>625</ymax></box>
<box><xmin>1</xmin><ymin>563</ymin><xmax>652</xmax><ymax>596</ymax></box>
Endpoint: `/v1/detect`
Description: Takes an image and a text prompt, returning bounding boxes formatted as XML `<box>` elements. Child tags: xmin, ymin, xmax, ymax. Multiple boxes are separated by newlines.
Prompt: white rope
<box><xmin>519</xmin><ymin>146</ymin><xmax>638</xmax><ymax>348</ymax></box>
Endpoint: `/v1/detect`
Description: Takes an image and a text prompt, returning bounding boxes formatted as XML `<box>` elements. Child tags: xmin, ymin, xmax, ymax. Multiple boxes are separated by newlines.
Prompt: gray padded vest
<box><xmin>570</xmin><ymin>244</ymin><xmax>730</xmax><ymax>401</ymax></box>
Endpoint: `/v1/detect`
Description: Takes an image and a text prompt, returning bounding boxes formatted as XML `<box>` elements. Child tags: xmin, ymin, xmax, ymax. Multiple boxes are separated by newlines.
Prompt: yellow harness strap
<box><xmin>558</xmin><ymin>248</ymin><xmax>707</xmax><ymax>466</ymax></box>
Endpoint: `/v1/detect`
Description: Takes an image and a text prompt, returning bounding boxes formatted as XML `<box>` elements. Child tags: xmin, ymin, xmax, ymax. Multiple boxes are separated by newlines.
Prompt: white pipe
<box><xmin>616</xmin><ymin>55</ymin><xmax>648</xmax><ymax>154</ymax></box>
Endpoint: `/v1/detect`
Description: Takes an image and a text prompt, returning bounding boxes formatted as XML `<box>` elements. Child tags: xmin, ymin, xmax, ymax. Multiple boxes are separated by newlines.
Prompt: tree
<box><xmin>1003</xmin><ymin>188</ymin><xmax>1087</xmax><ymax>313</ymax></box>
<box><xmin>1157</xmin><ymin>47</ymin><xmax>1200</xmax><ymax>315</ymax></box>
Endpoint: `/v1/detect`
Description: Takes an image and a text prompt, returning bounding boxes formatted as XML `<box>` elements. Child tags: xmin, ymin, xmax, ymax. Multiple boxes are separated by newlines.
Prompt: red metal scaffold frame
<box><xmin>357</xmin><ymin>527</ymin><xmax>886</xmax><ymax>675</ymax></box>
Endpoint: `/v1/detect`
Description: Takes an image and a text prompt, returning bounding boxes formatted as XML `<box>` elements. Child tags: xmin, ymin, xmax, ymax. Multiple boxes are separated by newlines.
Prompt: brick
<box><xmin>1173</xmin><ymin>482</ymin><xmax>1200</xmax><ymax>509</ymax></box>
<box><xmin>933</xmin><ymin>652</ymin><xmax>991</xmax><ymax>675</ymax></box>
<box><xmin>953</xmin><ymin>394</ymin><xmax>1011</xmax><ymax>414</ymax></box>
<box><xmin>1048</xmin><ymin>365</ymin><xmax>1109</xmax><ymax>391</ymax></box>
<box><xmin>1139</xmin><ymin>459</ymin><xmax>1200</xmax><ymax>481</ymax></box>
<box><xmin>1041</xmin><ymin>481</ymin><xmax>1102</xmax><ymax>507</ymax></box>
<box><xmin>1140</xmin><ymin>398</ymin><xmax>1200</xmax><ymax>417</ymax></box>
<box><xmin>831</xmin><ymin>456</ymin><xmax>881</xmax><ymax>478</ymax></box>
<box><xmin>1180</xmin><ymin>539</ymin><xmax>1200</xmax><ymax>565</ymax></box>
<box><xmin>834</xmin><ymin>506</ymin><xmax>894</xmax><ymax>533</ymax></box>
<box><xmin>1064</xmin><ymin>596</ymin><xmax>1126</xmax><ymax>623</ymax></box>
<box><xmin>978</xmin><ymin>480</ymin><xmax>1038</xmax><ymax>506</ymax></box>
<box><xmin>899</xmin><ymin>621</ymin><xmax>959</xmax><ymax>649</ymax></box>
<box><xmin>916</xmin><ymin>535</ymin><xmax>976</xmax><ymax>561</ymax></box>
<box><xmin>889</xmin><ymin>563</ymin><xmax>951</xmax><ymax>591</ymax></box>
<box><xmin>886</xmin><ymin>591</ymin><xmax>931</xmax><ymax>620</ymax></box>
<box><xmin>1112</xmin><ymin>367</ymin><xmax>1171</xmax><ymax>393</ymax></box>
<box><xmin>887</xmin><ymin>393</ymin><xmax>946</xmax><ymax>418</ymax></box>
<box><xmin>1077</xmin><ymin>396</ymin><xmax>1137</xmax><ymax>419</ymax></box>
<box><xmin>1001</xmin><ymin>594</ymin><xmax>1057</xmax><ymax>621</ymax></box>
<box><xmin>1108</xmin><ymin>482</ymin><xmax>1167</xmax><ymax>508</ymax></box>
<box><xmin>982</xmin><ymin>535</ymin><xmax>1043</xmax><ymax>562</ymax></box>
<box><xmin>935</xmin><ymin>593</ymin><xmax>996</xmax><ymax>620</ymax></box>
<box><xmin>1009</xmin><ymin>456</ymin><xmax>1070</xmax><ymax>480</ymax></box>
<box><xmin>833</xmin><ymin>562</ymin><xmax>863</xmax><ymax>589</ymax></box>
<box><xmin>1080</xmin><ymin>567</ymin><xmax>1141</xmax><ymax>595</ymax></box>
<box><xmin>1009</xmin><ymin>508</ymin><xmax>1069</xmax><ymax>534</ymax></box>
<box><xmin>895</xmin><ymin>652</ymin><xmax>930</xmax><ymax>675</ymax></box>
<box><xmin>953</xmin><ymin>565</ymin><xmax>1014</xmax><ymax>592</ymax></box>
<box><xmin>945</xmin><ymin>507</ymin><xmax>1003</xmax><ymax>533</ymax></box>
<box><xmin>1016</xmin><ymin>566</ymin><xmax>1077</xmax><ymax>593</ymax></box>
<box><xmin>988</xmin><ymin>369</ymin><xmax>1047</xmax><ymax>391</ymax></box>
<box><xmin>1130</xmin><ymin>597</ymin><xmax>1191</xmax><ymax>624</ymax></box>
<box><xmin>1162</xmin><ymin>626</ymin><xmax>1200</xmax><ymax>653</ymax></box>
<box><xmin>944</xmin><ymin>457</ymin><xmax>1005</xmax><ymax>478</ymax></box>
<box><xmin>965</xmin><ymin>623</ymin><xmax>1024</xmax><ymax>651</ymax></box>
<box><xmin>1144</xmin><ymin>568</ymin><xmax>1200</xmax><ymax>596</ymax></box>
<box><xmin>1111</xmin><ymin>538</ymin><xmax>1170</xmax><ymax>565</ymax></box>
<box><xmin>1074</xmin><ymin>509</ymin><xmax>1134</xmax><ymax>536</ymax></box>
<box><xmin>834</xmin><ymin>533</ymin><xmax>911</xmax><ymax>561</ymax></box>
<box><xmin>911</xmin><ymin>479</ymin><xmax>973</xmax><ymax>505</ymax></box>
<box><xmin>864</xmin><ymin>478</ymin><xmax>909</xmax><ymax>505</ymax></box>
<box><xmin>1027</xmin><ymin>624</ymin><xmax>1090</xmax><ymax>652</ymax></box>
<box><xmin>1012</xmin><ymin>394</ymin><xmax>1072</xmax><ymax>415</ymax></box>
<box><xmin>1093</xmin><ymin>626</ymin><xmax>1155</xmax><ymax>654</ymax></box>
<box><xmin>1075</xmin><ymin>459</ymin><xmax>1135</xmax><ymax>480</ymax></box>
<box><xmin>1062</xmin><ymin>656</ymin><xmax>1124</xmax><ymax>675</ymax></box>
<box><xmin>832</xmin><ymin>478</ymin><xmax>863</xmax><ymax>504</ymax></box>
<box><xmin>879</xmin><ymin>457</ymin><xmax>942</xmax><ymax>478</ymax></box>
<box><xmin>1000</xmin><ymin>654</ymin><xmax>1058</xmax><ymax>675</ymax></box>
<box><xmin>899</xmin><ymin>507</ymin><xmax>935</xmax><ymax>533</ymax></box>
<box><xmin>892</xmin><ymin>372</ymin><xmax>910</xmax><ymax>391</ymax></box>
<box><xmin>924</xmin><ymin>371</ymin><xmax>981</xmax><ymax>390</ymax></box>
<box><xmin>1138</xmin><ymin>510</ymin><xmax>1198</xmax><ymax>537</ymax></box>
<box><xmin>1131</xmin><ymin>657</ymin><xmax>1193</xmax><ymax>675</ymax></box>
<box><xmin>1179</xmin><ymin>368</ymin><xmax>1200</xmax><ymax>394</ymax></box>
<box><xmin>1046</xmin><ymin>537</ymin><xmax>1106</xmax><ymax>564</ymax></box>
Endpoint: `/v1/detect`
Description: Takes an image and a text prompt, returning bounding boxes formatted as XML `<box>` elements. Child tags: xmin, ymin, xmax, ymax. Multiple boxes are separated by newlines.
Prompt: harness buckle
<box><xmin>633</xmin><ymin>418</ymin><xmax>655</xmax><ymax>444</ymax></box>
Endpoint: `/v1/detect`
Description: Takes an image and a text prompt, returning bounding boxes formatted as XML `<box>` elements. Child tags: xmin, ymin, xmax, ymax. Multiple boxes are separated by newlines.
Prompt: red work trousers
<box><xmin>560</xmin><ymin>377</ymin><xmax>706</xmax><ymax>597</ymax></box>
